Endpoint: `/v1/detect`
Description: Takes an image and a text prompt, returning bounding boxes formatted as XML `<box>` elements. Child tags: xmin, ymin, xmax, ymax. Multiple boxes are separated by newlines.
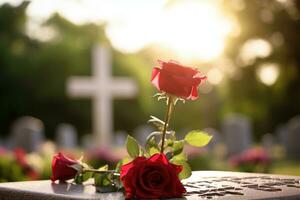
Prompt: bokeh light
<box><xmin>257</xmin><ymin>63</ymin><xmax>280</xmax><ymax>86</ymax></box>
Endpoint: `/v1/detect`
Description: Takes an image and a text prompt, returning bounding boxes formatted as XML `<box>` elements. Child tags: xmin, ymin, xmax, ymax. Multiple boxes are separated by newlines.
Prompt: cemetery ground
<box><xmin>1</xmin><ymin>143</ymin><xmax>300</xmax><ymax>183</ymax></box>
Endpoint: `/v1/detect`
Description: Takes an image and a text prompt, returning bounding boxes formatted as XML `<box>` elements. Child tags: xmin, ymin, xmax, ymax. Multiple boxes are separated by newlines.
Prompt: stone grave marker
<box><xmin>55</xmin><ymin>123</ymin><xmax>77</xmax><ymax>149</ymax></box>
<box><xmin>222</xmin><ymin>114</ymin><xmax>253</xmax><ymax>156</ymax></box>
<box><xmin>1</xmin><ymin>171</ymin><xmax>300</xmax><ymax>199</ymax></box>
<box><xmin>134</xmin><ymin>125</ymin><xmax>155</xmax><ymax>146</ymax></box>
<box><xmin>285</xmin><ymin>115</ymin><xmax>300</xmax><ymax>159</ymax></box>
<box><xmin>67</xmin><ymin>45</ymin><xmax>138</xmax><ymax>147</ymax></box>
<box><xmin>262</xmin><ymin>133</ymin><xmax>274</xmax><ymax>152</ymax></box>
<box><xmin>114</xmin><ymin>130</ymin><xmax>127</xmax><ymax>147</ymax></box>
<box><xmin>80</xmin><ymin>134</ymin><xmax>94</xmax><ymax>150</ymax></box>
<box><xmin>276</xmin><ymin>124</ymin><xmax>289</xmax><ymax>147</ymax></box>
<box><xmin>9</xmin><ymin>116</ymin><xmax>44</xmax><ymax>153</ymax></box>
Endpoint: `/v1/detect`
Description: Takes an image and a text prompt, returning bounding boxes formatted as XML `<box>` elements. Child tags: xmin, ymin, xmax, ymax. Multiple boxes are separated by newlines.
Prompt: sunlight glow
<box><xmin>207</xmin><ymin>68</ymin><xmax>224</xmax><ymax>85</ymax></box>
<box><xmin>158</xmin><ymin>1</ymin><xmax>233</xmax><ymax>61</ymax></box>
<box><xmin>257</xmin><ymin>63</ymin><xmax>280</xmax><ymax>86</ymax></box>
<box><xmin>106</xmin><ymin>1</ymin><xmax>234</xmax><ymax>61</ymax></box>
<box><xmin>239</xmin><ymin>39</ymin><xmax>272</xmax><ymax>66</ymax></box>
<box><xmin>2</xmin><ymin>0</ymin><xmax>233</xmax><ymax>61</ymax></box>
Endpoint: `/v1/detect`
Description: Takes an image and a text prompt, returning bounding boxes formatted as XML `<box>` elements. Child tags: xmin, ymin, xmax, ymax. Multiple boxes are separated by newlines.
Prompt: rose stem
<box><xmin>160</xmin><ymin>96</ymin><xmax>174</xmax><ymax>153</ymax></box>
<box><xmin>82</xmin><ymin>169</ymin><xmax>117</xmax><ymax>174</ymax></box>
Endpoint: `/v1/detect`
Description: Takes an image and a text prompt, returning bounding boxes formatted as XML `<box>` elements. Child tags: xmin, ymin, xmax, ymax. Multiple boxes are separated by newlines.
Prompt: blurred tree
<box><xmin>0</xmin><ymin>1</ymin><xmax>152</xmax><ymax>139</ymax></box>
<box><xmin>221</xmin><ymin>0</ymin><xmax>300</xmax><ymax>139</ymax></box>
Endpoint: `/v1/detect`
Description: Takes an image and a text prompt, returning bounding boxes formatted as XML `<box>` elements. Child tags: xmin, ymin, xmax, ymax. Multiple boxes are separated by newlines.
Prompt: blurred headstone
<box><xmin>134</xmin><ymin>125</ymin><xmax>154</xmax><ymax>146</ymax></box>
<box><xmin>55</xmin><ymin>123</ymin><xmax>77</xmax><ymax>149</ymax></box>
<box><xmin>81</xmin><ymin>134</ymin><xmax>94</xmax><ymax>150</ymax></box>
<box><xmin>67</xmin><ymin>45</ymin><xmax>138</xmax><ymax>147</ymax></box>
<box><xmin>114</xmin><ymin>130</ymin><xmax>127</xmax><ymax>147</ymax></box>
<box><xmin>10</xmin><ymin>116</ymin><xmax>44</xmax><ymax>153</ymax></box>
<box><xmin>222</xmin><ymin>113</ymin><xmax>252</xmax><ymax>155</ymax></box>
<box><xmin>285</xmin><ymin>115</ymin><xmax>300</xmax><ymax>159</ymax></box>
<box><xmin>262</xmin><ymin>133</ymin><xmax>274</xmax><ymax>152</ymax></box>
<box><xmin>275</xmin><ymin>124</ymin><xmax>289</xmax><ymax>146</ymax></box>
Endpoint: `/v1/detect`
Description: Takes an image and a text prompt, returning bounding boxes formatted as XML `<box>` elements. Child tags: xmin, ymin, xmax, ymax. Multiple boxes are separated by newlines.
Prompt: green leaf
<box><xmin>170</xmin><ymin>159</ymin><xmax>191</xmax><ymax>180</ymax></box>
<box><xmin>126</xmin><ymin>135</ymin><xmax>140</xmax><ymax>158</ymax></box>
<box><xmin>115</xmin><ymin>161</ymin><xmax>122</xmax><ymax>173</ymax></box>
<box><xmin>173</xmin><ymin>140</ymin><xmax>184</xmax><ymax>155</ymax></box>
<box><xmin>121</xmin><ymin>157</ymin><xmax>132</xmax><ymax>165</ymax></box>
<box><xmin>149</xmin><ymin>147</ymin><xmax>160</xmax><ymax>156</ymax></box>
<box><xmin>82</xmin><ymin>172</ymin><xmax>93</xmax><ymax>181</ymax></box>
<box><xmin>145</xmin><ymin>134</ymin><xmax>160</xmax><ymax>154</ymax></box>
<box><xmin>74</xmin><ymin>171</ymin><xmax>92</xmax><ymax>184</ymax></box>
<box><xmin>98</xmin><ymin>164</ymin><xmax>109</xmax><ymax>171</ymax></box>
<box><xmin>74</xmin><ymin>174</ymin><xmax>83</xmax><ymax>184</ymax></box>
<box><xmin>184</xmin><ymin>130</ymin><xmax>212</xmax><ymax>147</ymax></box>
<box><xmin>94</xmin><ymin>172</ymin><xmax>112</xmax><ymax>187</ymax></box>
<box><xmin>94</xmin><ymin>171</ymin><xmax>121</xmax><ymax>193</ymax></box>
<box><xmin>166</xmin><ymin>139</ymin><xmax>174</xmax><ymax>147</ymax></box>
<box><xmin>172</xmin><ymin>151</ymin><xmax>187</xmax><ymax>161</ymax></box>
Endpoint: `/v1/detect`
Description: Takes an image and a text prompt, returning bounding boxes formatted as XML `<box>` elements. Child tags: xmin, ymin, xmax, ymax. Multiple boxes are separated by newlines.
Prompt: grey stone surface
<box><xmin>9</xmin><ymin>116</ymin><xmax>44</xmax><ymax>152</ymax></box>
<box><xmin>222</xmin><ymin>113</ymin><xmax>253</xmax><ymax>155</ymax></box>
<box><xmin>285</xmin><ymin>115</ymin><xmax>300</xmax><ymax>159</ymax></box>
<box><xmin>1</xmin><ymin>171</ymin><xmax>300</xmax><ymax>199</ymax></box>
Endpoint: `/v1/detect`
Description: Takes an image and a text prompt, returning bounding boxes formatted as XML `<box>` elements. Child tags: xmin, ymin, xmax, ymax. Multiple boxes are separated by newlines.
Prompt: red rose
<box><xmin>151</xmin><ymin>60</ymin><xmax>206</xmax><ymax>100</ymax></box>
<box><xmin>51</xmin><ymin>152</ymin><xmax>80</xmax><ymax>182</ymax></box>
<box><xmin>120</xmin><ymin>153</ymin><xmax>186</xmax><ymax>199</ymax></box>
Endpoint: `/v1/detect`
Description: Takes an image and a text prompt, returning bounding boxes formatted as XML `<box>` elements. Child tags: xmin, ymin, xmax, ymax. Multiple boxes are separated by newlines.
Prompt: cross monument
<box><xmin>67</xmin><ymin>45</ymin><xmax>137</xmax><ymax>147</ymax></box>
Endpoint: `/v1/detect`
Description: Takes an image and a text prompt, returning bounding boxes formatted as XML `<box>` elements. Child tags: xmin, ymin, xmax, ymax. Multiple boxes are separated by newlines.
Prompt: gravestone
<box><xmin>55</xmin><ymin>123</ymin><xmax>77</xmax><ymax>149</ymax></box>
<box><xmin>285</xmin><ymin>115</ymin><xmax>300</xmax><ymax>159</ymax></box>
<box><xmin>1</xmin><ymin>171</ymin><xmax>300</xmax><ymax>199</ymax></box>
<box><xmin>67</xmin><ymin>45</ymin><xmax>138</xmax><ymax>147</ymax></box>
<box><xmin>114</xmin><ymin>130</ymin><xmax>127</xmax><ymax>147</ymax></box>
<box><xmin>80</xmin><ymin>134</ymin><xmax>94</xmax><ymax>150</ymax></box>
<box><xmin>10</xmin><ymin>116</ymin><xmax>44</xmax><ymax>153</ymax></box>
<box><xmin>222</xmin><ymin>114</ymin><xmax>252</xmax><ymax>156</ymax></box>
<box><xmin>262</xmin><ymin>133</ymin><xmax>274</xmax><ymax>152</ymax></box>
<box><xmin>276</xmin><ymin>124</ymin><xmax>289</xmax><ymax>147</ymax></box>
<box><xmin>134</xmin><ymin>125</ymin><xmax>155</xmax><ymax>146</ymax></box>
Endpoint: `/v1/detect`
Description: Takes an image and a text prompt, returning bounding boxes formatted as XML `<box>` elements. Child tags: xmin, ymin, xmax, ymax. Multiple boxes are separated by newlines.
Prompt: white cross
<box><xmin>67</xmin><ymin>45</ymin><xmax>138</xmax><ymax>147</ymax></box>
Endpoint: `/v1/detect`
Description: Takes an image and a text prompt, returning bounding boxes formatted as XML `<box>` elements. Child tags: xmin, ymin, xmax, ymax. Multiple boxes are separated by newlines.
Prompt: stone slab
<box><xmin>0</xmin><ymin>171</ymin><xmax>300</xmax><ymax>199</ymax></box>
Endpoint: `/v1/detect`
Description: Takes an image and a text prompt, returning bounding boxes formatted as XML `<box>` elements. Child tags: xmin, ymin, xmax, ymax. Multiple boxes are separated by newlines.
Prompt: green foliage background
<box><xmin>0</xmin><ymin>1</ymin><xmax>300</xmax><ymax>141</ymax></box>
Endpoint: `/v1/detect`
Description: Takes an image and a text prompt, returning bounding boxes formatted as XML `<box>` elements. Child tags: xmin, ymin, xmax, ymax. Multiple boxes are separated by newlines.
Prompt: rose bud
<box><xmin>120</xmin><ymin>153</ymin><xmax>186</xmax><ymax>199</ymax></box>
<box><xmin>151</xmin><ymin>60</ymin><xmax>206</xmax><ymax>100</ymax></box>
<box><xmin>51</xmin><ymin>152</ymin><xmax>81</xmax><ymax>182</ymax></box>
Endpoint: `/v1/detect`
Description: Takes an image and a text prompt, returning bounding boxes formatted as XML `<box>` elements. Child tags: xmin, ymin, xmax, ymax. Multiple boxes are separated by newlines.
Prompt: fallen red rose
<box><xmin>51</xmin><ymin>152</ymin><xmax>80</xmax><ymax>182</ymax></box>
<box><xmin>151</xmin><ymin>60</ymin><xmax>206</xmax><ymax>100</ymax></box>
<box><xmin>120</xmin><ymin>153</ymin><xmax>186</xmax><ymax>199</ymax></box>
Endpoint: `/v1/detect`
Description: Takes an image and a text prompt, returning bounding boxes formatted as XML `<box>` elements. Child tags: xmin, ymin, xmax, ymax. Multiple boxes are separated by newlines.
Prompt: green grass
<box><xmin>270</xmin><ymin>160</ymin><xmax>300</xmax><ymax>176</ymax></box>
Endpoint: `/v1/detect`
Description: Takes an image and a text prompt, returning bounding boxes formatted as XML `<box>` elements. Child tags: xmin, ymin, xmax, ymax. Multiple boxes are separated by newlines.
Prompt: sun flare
<box><xmin>158</xmin><ymin>1</ymin><xmax>233</xmax><ymax>61</ymax></box>
<box><xmin>106</xmin><ymin>1</ymin><xmax>233</xmax><ymax>61</ymax></box>
<box><xmin>16</xmin><ymin>0</ymin><xmax>233</xmax><ymax>62</ymax></box>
